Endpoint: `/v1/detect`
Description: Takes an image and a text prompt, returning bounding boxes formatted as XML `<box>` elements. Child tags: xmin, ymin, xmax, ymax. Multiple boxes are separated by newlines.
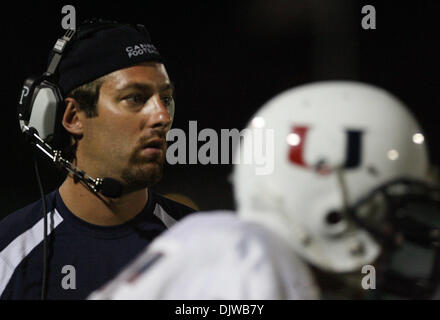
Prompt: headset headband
<box><xmin>46</xmin><ymin>19</ymin><xmax>150</xmax><ymax>80</ymax></box>
<box><xmin>46</xmin><ymin>28</ymin><xmax>76</xmax><ymax>76</ymax></box>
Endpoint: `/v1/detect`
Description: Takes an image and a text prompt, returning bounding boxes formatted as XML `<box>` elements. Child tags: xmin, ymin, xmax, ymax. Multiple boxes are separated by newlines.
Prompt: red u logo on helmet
<box><xmin>288</xmin><ymin>126</ymin><xmax>363</xmax><ymax>174</ymax></box>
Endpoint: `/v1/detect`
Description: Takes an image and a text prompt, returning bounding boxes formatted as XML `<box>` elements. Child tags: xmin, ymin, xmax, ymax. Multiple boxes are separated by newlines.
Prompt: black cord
<box><xmin>33</xmin><ymin>152</ymin><xmax>48</xmax><ymax>300</ymax></box>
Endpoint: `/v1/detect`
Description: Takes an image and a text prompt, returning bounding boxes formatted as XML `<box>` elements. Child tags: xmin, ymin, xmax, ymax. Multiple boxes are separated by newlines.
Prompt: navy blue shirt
<box><xmin>0</xmin><ymin>189</ymin><xmax>194</xmax><ymax>300</ymax></box>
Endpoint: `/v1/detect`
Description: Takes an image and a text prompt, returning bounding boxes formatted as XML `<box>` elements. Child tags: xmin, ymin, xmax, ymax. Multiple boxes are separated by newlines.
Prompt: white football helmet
<box><xmin>233</xmin><ymin>81</ymin><xmax>432</xmax><ymax>274</ymax></box>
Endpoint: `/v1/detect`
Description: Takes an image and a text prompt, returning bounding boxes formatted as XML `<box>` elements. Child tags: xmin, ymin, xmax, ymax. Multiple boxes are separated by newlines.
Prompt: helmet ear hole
<box><xmin>326</xmin><ymin>210</ymin><xmax>343</xmax><ymax>225</ymax></box>
<box><xmin>323</xmin><ymin>210</ymin><xmax>349</xmax><ymax>237</ymax></box>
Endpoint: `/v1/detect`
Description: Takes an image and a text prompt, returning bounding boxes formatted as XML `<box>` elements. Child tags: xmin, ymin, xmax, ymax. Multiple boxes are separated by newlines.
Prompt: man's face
<box><xmin>77</xmin><ymin>61</ymin><xmax>174</xmax><ymax>191</ymax></box>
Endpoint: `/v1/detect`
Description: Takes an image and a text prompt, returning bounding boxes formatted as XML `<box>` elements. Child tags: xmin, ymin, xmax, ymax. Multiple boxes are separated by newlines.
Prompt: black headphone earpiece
<box><xmin>18</xmin><ymin>76</ymin><xmax>64</xmax><ymax>144</ymax></box>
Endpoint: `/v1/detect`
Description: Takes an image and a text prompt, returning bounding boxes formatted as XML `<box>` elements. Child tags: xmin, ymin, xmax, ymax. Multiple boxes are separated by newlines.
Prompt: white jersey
<box><xmin>89</xmin><ymin>211</ymin><xmax>320</xmax><ymax>300</ymax></box>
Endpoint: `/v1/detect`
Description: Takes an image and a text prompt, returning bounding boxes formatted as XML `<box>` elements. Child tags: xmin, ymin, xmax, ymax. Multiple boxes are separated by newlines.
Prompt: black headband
<box><xmin>55</xmin><ymin>21</ymin><xmax>163</xmax><ymax>95</ymax></box>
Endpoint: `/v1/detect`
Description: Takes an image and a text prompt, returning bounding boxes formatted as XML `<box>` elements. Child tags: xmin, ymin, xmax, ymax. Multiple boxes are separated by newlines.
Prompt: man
<box><xmin>0</xmin><ymin>20</ymin><xmax>195</xmax><ymax>299</ymax></box>
<box><xmin>90</xmin><ymin>81</ymin><xmax>440</xmax><ymax>300</ymax></box>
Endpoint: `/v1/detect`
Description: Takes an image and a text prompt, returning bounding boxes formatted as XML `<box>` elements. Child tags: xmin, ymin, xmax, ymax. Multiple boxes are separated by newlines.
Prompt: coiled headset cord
<box><xmin>33</xmin><ymin>152</ymin><xmax>48</xmax><ymax>300</ymax></box>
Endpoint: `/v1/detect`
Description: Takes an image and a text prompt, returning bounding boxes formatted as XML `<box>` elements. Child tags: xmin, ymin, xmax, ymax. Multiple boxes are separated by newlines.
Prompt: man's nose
<box><xmin>142</xmin><ymin>95</ymin><xmax>172</xmax><ymax>129</ymax></box>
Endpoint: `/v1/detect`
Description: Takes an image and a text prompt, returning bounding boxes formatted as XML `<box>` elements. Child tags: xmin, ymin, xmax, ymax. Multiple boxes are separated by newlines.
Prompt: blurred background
<box><xmin>0</xmin><ymin>0</ymin><xmax>438</xmax><ymax>217</ymax></box>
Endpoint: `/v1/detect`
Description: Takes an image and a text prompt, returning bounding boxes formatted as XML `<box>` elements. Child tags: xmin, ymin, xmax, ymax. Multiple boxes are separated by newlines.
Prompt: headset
<box><xmin>18</xmin><ymin>19</ymin><xmax>153</xmax><ymax>144</ymax></box>
<box><xmin>16</xmin><ymin>19</ymin><xmax>155</xmax><ymax>299</ymax></box>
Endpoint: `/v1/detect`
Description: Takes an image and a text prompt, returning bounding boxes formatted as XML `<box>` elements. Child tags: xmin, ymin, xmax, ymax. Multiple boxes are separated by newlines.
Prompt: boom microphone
<box><xmin>100</xmin><ymin>178</ymin><xmax>123</xmax><ymax>198</ymax></box>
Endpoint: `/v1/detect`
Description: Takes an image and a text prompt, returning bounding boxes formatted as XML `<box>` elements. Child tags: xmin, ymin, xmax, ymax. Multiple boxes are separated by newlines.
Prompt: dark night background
<box><xmin>0</xmin><ymin>0</ymin><xmax>438</xmax><ymax>218</ymax></box>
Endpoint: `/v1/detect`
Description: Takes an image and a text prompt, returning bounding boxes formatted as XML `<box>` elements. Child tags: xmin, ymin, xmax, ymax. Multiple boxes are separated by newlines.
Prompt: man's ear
<box><xmin>62</xmin><ymin>97</ymin><xmax>83</xmax><ymax>136</ymax></box>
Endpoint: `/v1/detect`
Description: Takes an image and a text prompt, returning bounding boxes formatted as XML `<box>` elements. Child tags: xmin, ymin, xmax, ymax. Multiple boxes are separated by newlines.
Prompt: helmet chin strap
<box><xmin>334</xmin><ymin>165</ymin><xmax>370</xmax><ymax>258</ymax></box>
<box><xmin>334</xmin><ymin>165</ymin><xmax>349</xmax><ymax>215</ymax></box>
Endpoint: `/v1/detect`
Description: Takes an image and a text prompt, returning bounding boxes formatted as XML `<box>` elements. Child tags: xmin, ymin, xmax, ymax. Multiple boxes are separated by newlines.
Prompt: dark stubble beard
<box><xmin>120</xmin><ymin>144</ymin><xmax>166</xmax><ymax>194</ymax></box>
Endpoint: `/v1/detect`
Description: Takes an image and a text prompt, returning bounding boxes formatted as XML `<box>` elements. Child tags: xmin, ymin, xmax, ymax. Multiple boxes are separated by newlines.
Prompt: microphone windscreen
<box><xmin>100</xmin><ymin>178</ymin><xmax>123</xmax><ymax>198</ymax></box>
<box><xmin>25</xmin><ymin>127</ymin><xmax>39</xmax><ymax>144</ymax></box>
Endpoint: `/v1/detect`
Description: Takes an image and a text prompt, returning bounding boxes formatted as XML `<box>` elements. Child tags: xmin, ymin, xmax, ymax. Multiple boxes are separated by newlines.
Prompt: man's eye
<box><xmin>162</xmin><ymin>96</ymin><xmax>174</xmax><ymax>107</ymax></box>
<box><xmin>124</xmin><ymin>94</ymin><xmax>146</xmax><ymax>105</ymax></box>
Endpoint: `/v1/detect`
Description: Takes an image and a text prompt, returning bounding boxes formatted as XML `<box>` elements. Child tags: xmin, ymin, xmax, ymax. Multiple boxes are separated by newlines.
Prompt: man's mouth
<box><xmin>138</xmin><ymin>138</ymin><xmax>166</xmax><ymax>157</ymax></box>
<box><xmin>142</xmin><ymin>139</ymin><xmax>165</xmax><ymax>150</ymax></box>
